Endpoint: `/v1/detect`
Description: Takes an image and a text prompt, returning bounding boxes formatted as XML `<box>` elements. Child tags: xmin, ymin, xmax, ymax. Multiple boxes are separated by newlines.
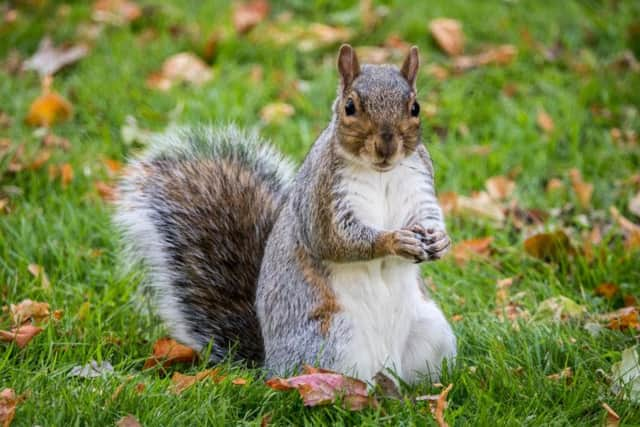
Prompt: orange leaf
<box><xmin>536</xmin><ymin>109</ymin><xmax>555</xmax><ymax>133</ymax></box>
<box><xmin>453</xmin><ymin>45</ymin><xmax>517</xmax><ymax>71</ymax></box>
<box><xmin>231</xmin><ymin>378</ymin><xmax>248</xmax><ymax>385</ymax></box>
<box><xmin>95</xmin><ymin>181</ymin><xmax>116</xmax><ymax>201</ymax></box>
<box><xmin>452</xmin><ymin>237</ymin><xmax>493</xmax><ymax>265</ymax></box>
<box><xmin>25</xmin><ymin>91</ymin><xmax>72</xmax><ymax>127</ymax></box>
<box><xmin>143</xmin><ymin>337</ymin><xmax>197</xmax><ymax>369</ymax></box>
<box><xmin>603</xmin><ymin>307</ymin><xmax>639</xmax><ymax>331</ymax></box>
<box><xmin>569</xmin><ymin>168</ymin><xmax>593</xmax><ymax>209</ymax></box>
<box><xmin>429</xmin><ymin>18</ymin><xmax>464</xmax><ymax>56</ymax></box>
<box><xmin>595</xmin><ymin>283</ymin><xmax>620</xmax><ymax>300</ymax></box>
<box><xmin>434</xmin><ymin>383</ymin><xmax>453</xmax><ymax>427</ymax></box>
<box><xmin>60</xmin><ymin>163</ymin><xmax>74</xmax><ymax>188</ymax></box>
<box><xmin>523</xmin><ymin>231</ymin><xmax>573</xmax><ymax>262</ymax></box>
<box><xmin>602</xmin><ymin>403</ymin><xmax>620</xmax><ymax>427</ymax></box>
<box><xmin>232</xmin><ymin>0</ymin><xmax>269</xmax><ymax>34</ymax></box>
<box><xmin>0</xmin><ymin>324</ymin><xmax>43</xmax><ymax>348</ymax></box>
<box><xmin>170</xmin><ymin>369</ymin><xmax>223</xmax><ymax>394</ymax></box>
<box><xmin>9</xmin><ymin>299</ymin><xmax>50</xmax><ymax>325</ymax></box>
<box><xmin>0</xmin><ymin>388</ymin><xmax>26</xmax><ymax>427</ymax></box>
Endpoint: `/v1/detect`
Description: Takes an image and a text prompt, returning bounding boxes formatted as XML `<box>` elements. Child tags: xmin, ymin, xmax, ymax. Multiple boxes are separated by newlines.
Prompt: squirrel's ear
<box><xmin>337</xmin><ymin>44</ymin><xmax>360</xmax><ymax>92</ymax></box>
<box><xmin>401</xmin><ymin>46</ymin><xmax>420</xmax><ymax>90</ymax></box>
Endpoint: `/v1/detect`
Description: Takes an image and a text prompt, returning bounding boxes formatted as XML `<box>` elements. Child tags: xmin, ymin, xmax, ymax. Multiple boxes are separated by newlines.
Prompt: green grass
<box><xmin>2</xmin><ymin>0</ymin><xmax>640</xmax><ymax>425</ymax></box>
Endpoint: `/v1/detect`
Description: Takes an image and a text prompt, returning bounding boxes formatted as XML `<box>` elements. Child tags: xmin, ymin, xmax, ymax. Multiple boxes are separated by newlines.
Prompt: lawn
<box><xmin>1</xmin><ymin>0</ymin><xmax>640</xmax><ymax>425</ymax></box>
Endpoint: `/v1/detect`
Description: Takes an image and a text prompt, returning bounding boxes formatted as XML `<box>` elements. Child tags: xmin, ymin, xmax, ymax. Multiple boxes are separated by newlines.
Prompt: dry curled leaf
<box><xmin>9</xmin><ymin>299</ymin><xmax>50</xmax><ymax>325</ymax></box>
<box><xmin>536</xmin><ymin>109</ymin><xmax>555</xmax><ymax>133</ymax></box>
<box><xmin>0</xmin><ymin>388</ymin><xmax>26</xmax><ymax>427</ymax></box>
<box><xmin>524</xmin><ymin>230</ymin><xmax>573</xmax><ymax>262</ymax></box>
<box><xmin>116</xmin><ymin>414</ymin><xmax>142</xmax><ymax>427</ymax></box>
<box><xmin>602</xmin><ymin>307</ymin><xmax>639</xmax><ymax>331</ymax></box>
<box><xmin>22</xmin><ymin>36</ymin><xmax>89</xmax><ymax>77</ymax></box>
<box><xmin>532</xmin><ymin>296</ymin><xmax>586</xmax><ymax>322</ymax></box>
<box><xmin>27</xmin><ymin>264</ymin><xmax>50</xmax><ymax>290</ymax></box>
<box><xmin>602</xmin><ymin>402</ymin><xmax>620</xmax><ymax>427</ymax></box>
<box><xmin>95</xmin><ymin>181</ymin><xmax>116</xmax><ymax>201</ymax></box>
<box><xmin>143</xmin><ymin>337</ymin><xmax>197</xmax><ymax>369</ymax></box>
<box><xmin>610</xmin><ymin>206</ymin><xmax>640</xmax><ymax>250</ymax></box>
<box><xmin>0</xmin><ymin>324</ymin><xmax>43</xmax><ymax>348</ymax></box>
<box><xmin>147</xmin><ymin>52</ymin><xmax>212</xmax><ymax>91</ymax></box>
<box><xmin>266</xmin><ymin>366</ymin><xmax>374</xmax><ymax>411</ymax></box>
<box><xmin>452</xmin><ymin>237</ymin><xmax>493</xmax><ymax>265</ymax></box>
<box><xmin>429</xmin><ymin>18</ymin><xmax>464</xmax><ymax>56</ymax></box>
<box><xmin>26</xmin><ymin>91</ymin><xmax>72</xmax><ymax>127</ymax></box>
<box><xmin>485</xmin><ymin>176</ymin><xmax>516</xmax><ymax>200</ymax></box>
<box><xmin>595</xmin><ymin>283</ymin><xmax>620</xmax><ymax>300</ymax></box>
<box><xmin>260</xmin><ymin>102</ymin><xmax>295</xmax><ymax>124</ymax></box>
<box><xmin>93</xmin><ymin>0</ymin><xmax>142</xmax><ymax>25</ymax></box>
<box><xmin>233</xmin><ymin>0</ymin><xmax>269</xmax><ymax>34</ymax></box>
<box><xmin>170</xmin><ymin>369</ymin><xmax>223</xmax><ymax>394</ymax></box>
<box><xmin>569</xmin><ymin>168</ymin><xmax>593</xmax><ymax>209</ymax></box>
<box><xmin>456</xmin><ymin>192</ymin><xmax>505</xmax><ymax>222</ymax></box>
<box><xmin>453</xmin><ymin>45</ymin><xmax>517</xmax><ymax>71</ymax></box>
<box><xmin>546</xmin><ymin>367</ymin><xmax>573</xmax><ymax>381</ymax></box>
<box><xmin>418</xmin><ymin>383</ymin><xmax>453</xmax><ymax>427</ymax></box>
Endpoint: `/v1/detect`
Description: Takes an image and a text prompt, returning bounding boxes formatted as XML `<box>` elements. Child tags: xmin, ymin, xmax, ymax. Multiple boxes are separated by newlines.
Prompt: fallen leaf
<box><xmin>452</xmin><ymin>237</ymin><xmax>493</xmax><ymax>265</ymax></box>
<box><xmin>546</xmin><ymin>367</ymin><xmax>573</xmax><ymax>381</ymax></box>
<box><xmin>233</xmin><ymin>0</ymin><xmax>269</xmax><ymax>34</ymax></box>
<box><xmin>624</xmin><ymin>295</ymin><xmax>637</xmax><ymax>307</ymax></box>
<box><xmin>60</xmin><ymin>163</ymin><xmax>73</xmax><ymax>188</ymax></box>
<box><xmin>0</xmin><ymin>388</ymin><xmax>26</xmax><ymax>427</ymax></box>
<box><xmin>546</xmin><ymin>178</ymin><xmax>564</xmax><ymax>192</ymax></box>
<box><xmin>147</xmin><ymin>52</ymin><xmax>212</xmax><ymax>91</ymax></box>
<box><xmin>95</xmin><ymin>181</ymin><xmax>116</xmax><ymax>201</ymax></box>
<box><xmin>25</xmin><ymin>90</ymin><xmax>73</xmax><ymax>127</ymax></box>
<box><xmin>103</xmin><ymin>158</ymin><xmax>123</xmax><ymax>175</ymax></box>
<box><xmin>495</xmin><ymin>277</ymin><xmax>514</xmax><ymax>306</ymax></box>
<box><xmin>22</xmin><ymin>37</ymin><xmax>89</xmax><ymax>77</ymax></box>
<box><xmin>602</xmin><ymin>402</ymin><xmax>620</xmax><ymax>427</ymax></box>
<box><xmin>170</xmin><ymin>369</ymin><xmax>223</xmax><ymax>394</ymax></box>
<box><xmin>232</xmin><ymin>378</ymin><xmax>248</xmax><ymax>386</ymax></box>
<box><xmin>453</xmin><ymin>45</ymin><xmax>517</xmax><ymax>71</ymax></box>
<box><xmin>260</xmin><ymin>102</ymin><xmax>295</xmax><ymax>124</ymax></box>
<box><xmin>433</xmin><ymin>383</ymin><xmax>453</xmax><ymax>427</ymax></box>
<box><xmin>611</xmin><ymin>346</ymin><xmax>640</xmax><ymax>402</ymax></box>
<box><xmin>298</xmin><ymin>24</ymin><xmax>352</xmax><ymax>51</ymax></box>
<box><xmin>629</xmin><ymin>192</ymin><xmax>640</xmax><ymax>217</ymax></box>
<box><xmin>485</xmin><ymin>176</ymin><xmax>516</xmax><ymax>200</ymax></box>
<box><xmin>438</xmin><ymin>192</ymin><xmax>458</xmax><ymax>215</ymax></box>
<box><xmin>536</xmin><ymin>109</ymin><xmax>555</xmax><ymax>133</ymax></box>
<box><xmin>602</xmin><ymin>307</ymin><xmax>639</xmax><ymax>331</ymax></box>
<box><xmin>28</xmin><ymin>149</ymin><xmax>52</xmax><ymax>170</ymax></box>
<box><xmin>524</xmin><ymin>230</ymin><xmax>573</xmax><ymax>262</ymax></box>
<box><xmin>429</xmin><ymin>18</ymin><xmax>464</xmax><ymax>56</ymax></box>
<box><xmin>27</xmin><ymin>264</ymin><xmax>50</xmax><ymax>290</ymax></box>
<box><xmin>68</xmin><ymin>360</ymin><xmax>114</xmax><ymax>378</ymax></box>
<box><xmin>116</xmin><ymin>414</ymin><xmax>141</xmax><ymax>427</ymax></box>
<box><xmin>266</xmin><ymin>366</ymin><xmax>374</xmax><ymax>411</ymax></box>
<box><xmin>595</xmin><ymin>283</ymin><xmax>620</xmax><ymax>300</ymax></box>
<box><xmin>143</xmin><ymin>337</ymin><xmax>197</xmax><ymax>369</ymax></box>
<box><xmin>93</xmin><ymin>0</ymin><xmax>142</xmax><ymax>25</ymax></box>
<box><xmin>456</xmin><ymin>192</ymin><xmax>505</xmax><ymax>222</ymax></box>
<box><xmin>9</xmin><ymin>299</ymin><xmax>50</xmax><ymax>325</ymax></box>
<box><xmin>569</xmin><ymin>169</ymin><xmax>593</xmax><ymax>209</ymax></box>
<box><xmin>610</xmin><ymin>206</ymin><xmax>640</xmax><ymax>250</ymax></box>
<box><xmin>495</xmin><ymin>301</ymin><xmax>529</xmax><ymax>323</ymax></box>
<box><xmin>0</xmin><ymin>324</ymin><xmax>43</xmax><ymax>348</ymax></box>
<box><xmin>532</xmin><ymin>296</ymin><xmax>586</xmax><ymax>322</ymax></box>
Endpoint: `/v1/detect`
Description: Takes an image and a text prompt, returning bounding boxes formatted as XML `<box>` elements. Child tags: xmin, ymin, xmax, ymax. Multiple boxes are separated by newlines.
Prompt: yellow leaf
<box><xmin>25</xmin><ymin>91</ymin><xmax>72</xmax><ymax>127</ymax></box>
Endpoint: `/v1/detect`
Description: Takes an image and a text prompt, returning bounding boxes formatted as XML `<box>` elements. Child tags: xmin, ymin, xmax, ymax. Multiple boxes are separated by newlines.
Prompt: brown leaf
<box><xmin>603</xmin><ymin>307</ymin><xmax>639</xmax><ymax>331</ymax></box>
<box><xmin>425</xmin><ymin>383</ymin><xmax>453</xmax><ymax>427</ymax></box>
<box><xmin>485</xmin><ymin>176</ymin><xmax>516</xmax><ymax>200</ymax></box>
<box><xmin>610</xmin><ymin>206</ymin><xmax>640</xmax><ymax>249</ymax></box>
<box><xmin>456</xmin><ymin>192</ymin><xmax>505</xmax><ymax>222</ymax></box>
<box><xmin>231</xmin><ymin>378</ymin><xmax>248</xmax><ymax>385</ymax></box>
<box><xmin>22</xmin><ymin>37</ymin><xmax>89</xmax><ymax>77</ymax></box>
<box><xmin>60</xmin><ymin>163</ymin><xmax>74</xmax><ymax>188</ymax></box>
<box><xmin>452</xmin><ymin>237</ymin><xmax>493</xmax><ymax>265</ymax></box>
<box><xmin>95</xmin><ymin>181</ymin><xmax>116</xmax><ymax>201</ymax></box>
<box><xmin>25</xmin><ymin>91</ymin><xmax>73</xmax><ymax>127</ymax></box>
<box><xmin>116</xmin><ymin>414</ymin><xmax>142</xmax><ymax>427</ymax></box>
<box><xmin>429</xmin><ymin>18</ymin><xmax>464</xmax><ymax>56</ymax></box>
<box><xmin>27</xmin><ymin>264</ymin><xmax>50</xmax><ymax>290</ymax></box>
<box><xmin>438</xmin><ymin>192</ymin><xmax>458</xmax><ymax>215</ymax></box>
<box><xmin>93</xmin><ymin>0</ymin><xmax>142</xmax><ymax>25</ymax></box>
<box><xmin>28</xmin><ymin>149</ymin><xmax>52</xmax><ymax>171</ymax></box>
<box><xmin>546</xmin><ymin>178</ymin><xmax>564</xmax><ymax>193</ymax></box>
<box><xmin>9</xmin><ymin>299</ymin><xmax>50</xmax><ymax>325</ymax></box>
<box><xmin>453</xmin><ymin>45</ymin><xmax>517</xmax><ymax>71</ymax></box>
<box><xmin>265</xmin><ymin>367</ymin><xmax>374</xmax><ymax>411</ymax></box>
<box><xmin>523</xmin><ymin>230</ymin><xmax>573</xmax><ymax>262</ymax></box>
<box><xmin>546</xmin><ymin>367</ymin><xmax>573</xmax><ymax>381</ymax></box>
<box><xmin>569</xmin><ymin>168</ymin><xmax>593</xmax><ymax>209</ymax></box>
<box><xmin>0</xmin><ymin>388</ymin><xmax>26</xmax><ymax>427</ymax></box>
<box><xmin>260</xmin><ymin>102</ymin><xmax>295</xmax><ymax>124</ymax></box>
<box><xmin>0</xmin><ymin>324</ymin><xmax>43</xmax><ymax>348</ymax></box>
<box><xmin>536</xmin><ymin>109</ymin><xmax>555</xmax><ymax>133</ymax></box>
<box><xmin>602</xmin><ymin>402</ymin><xmax>620</xmax><ymax>427</ymax></box>
<box><xmin>624</xmin><ymin>295</ymin><xmax>637</xmax><ymax>307</ymax></box>
<box><xmin>143</xmin><ymin>337</ymin><xmax>197</xmax><ymax>369</ymax></box>
<box><xmin>147</xmin><ymin>53</ymin><xmax>212</xmax><ymax>91</ymax></box>
<box><xmin>495</xmin><ymin>301</ymin><xmax>529</xmax><ymax>323</ymax></box>
<box><xmin>595</xmin><ymin>283</ymin><xmax>620</xmax><ymax>300</ymax></box>
<box><xmin>233</xmin><ymin>0</ymin><xmax>269</xmax><ymax>34</ymax></box>
<box><xmin>170</xmin><ymin>369</ymin><xmax>223</xmax><ymax>394</ymax></box>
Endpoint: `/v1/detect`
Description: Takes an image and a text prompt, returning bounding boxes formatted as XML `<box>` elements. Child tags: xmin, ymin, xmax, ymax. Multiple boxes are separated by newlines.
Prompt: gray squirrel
<box><xmin>115</xmin><ymin>44</ymin><xmax>456</xmax><ymax>384</ymax></box>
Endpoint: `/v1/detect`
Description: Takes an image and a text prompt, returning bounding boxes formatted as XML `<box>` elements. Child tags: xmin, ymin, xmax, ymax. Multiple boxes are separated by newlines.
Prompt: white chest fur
<box><xmin>328</xmin><ymin>155</ymin><xmax>434</xmax><ymax>381</ymax></box>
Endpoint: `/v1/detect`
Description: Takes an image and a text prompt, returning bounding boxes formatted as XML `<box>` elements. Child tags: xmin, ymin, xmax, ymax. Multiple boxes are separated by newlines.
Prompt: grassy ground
<box><xmin>2</xmin><ymin>0</ymin><xmax>640</xmax><ymax>425</ymax></box>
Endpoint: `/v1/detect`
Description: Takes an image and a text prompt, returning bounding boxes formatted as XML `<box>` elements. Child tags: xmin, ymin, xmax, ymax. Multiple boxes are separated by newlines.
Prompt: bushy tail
<box><xmin>114</xmin><ymin>125</ymin><xmax>293</xmax><ymax>363</ymax></box>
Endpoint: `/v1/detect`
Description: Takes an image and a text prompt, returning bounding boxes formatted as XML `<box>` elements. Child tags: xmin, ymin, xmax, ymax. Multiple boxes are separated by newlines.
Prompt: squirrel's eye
<box><xmin>410</xmin><ymin>101</ymin><xmax>420</xmax><ymax>117</ymax></box>
<box><xmin>345</xmin><ymin>98</ymin><xmax>356</xmax><ymax>116</ymax></box>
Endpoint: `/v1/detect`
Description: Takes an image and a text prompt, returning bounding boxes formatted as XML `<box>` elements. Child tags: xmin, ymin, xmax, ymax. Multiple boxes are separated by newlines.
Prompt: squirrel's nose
<box><xmin>375</xmin><ymin>133</ymin><xmax>396</xmax><ymax>159</ymax></box>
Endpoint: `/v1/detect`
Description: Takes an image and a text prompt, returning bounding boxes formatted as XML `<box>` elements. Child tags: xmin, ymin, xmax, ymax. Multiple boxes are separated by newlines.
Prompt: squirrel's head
<box><xmin>334</xmin><ymin>44</ymin><xmax>421</xmax><ymax>172</ymax></box>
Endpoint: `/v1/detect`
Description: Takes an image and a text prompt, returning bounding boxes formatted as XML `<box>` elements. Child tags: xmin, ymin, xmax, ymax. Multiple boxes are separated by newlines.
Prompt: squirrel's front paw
<box><xmin>410</xmin><ymin>225</ymin><xmax>451</xmax><ymax>261</ymax></box>
<box><xmin>388</xmin><ymin>229</ymin><xmax>429</xmax><ymax>263</ymax></box>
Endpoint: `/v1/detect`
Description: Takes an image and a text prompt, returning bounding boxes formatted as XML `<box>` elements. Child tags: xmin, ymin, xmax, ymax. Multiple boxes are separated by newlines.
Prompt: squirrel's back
<box><xmin>114</xmin><ymin>125</ymin><xmax>293</xmax><ymax>363</ymax></box>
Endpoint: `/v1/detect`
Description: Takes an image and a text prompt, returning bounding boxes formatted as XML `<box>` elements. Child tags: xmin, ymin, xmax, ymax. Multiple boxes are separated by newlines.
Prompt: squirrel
<box><xmin>115</xmin><ymin>44</ymin><xmax>456</xmax><ymax>384</ymax></box>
